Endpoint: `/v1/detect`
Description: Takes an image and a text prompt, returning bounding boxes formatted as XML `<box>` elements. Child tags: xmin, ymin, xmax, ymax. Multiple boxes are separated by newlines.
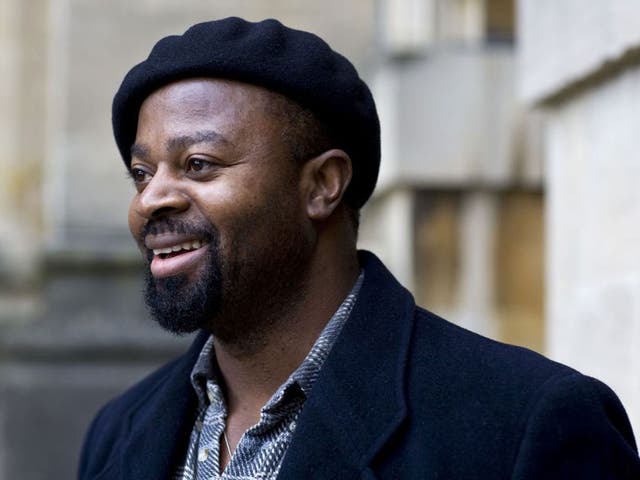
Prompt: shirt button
<box><xmin>289</xmin><ymin>422</ymin><xmax>297</xmax><ymax>433</ymax></box>
<box><xmin>198</xmin><ymin>447</ymin><xmax>209</xmax><ymax>462</ymax></box>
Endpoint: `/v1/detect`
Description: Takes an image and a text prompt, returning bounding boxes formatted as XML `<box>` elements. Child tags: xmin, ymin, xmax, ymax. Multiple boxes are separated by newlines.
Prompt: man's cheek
<box><xmin>127</xmin><ymin>209</ymin><xmax>146</xmax><ymax>251</ymax></box>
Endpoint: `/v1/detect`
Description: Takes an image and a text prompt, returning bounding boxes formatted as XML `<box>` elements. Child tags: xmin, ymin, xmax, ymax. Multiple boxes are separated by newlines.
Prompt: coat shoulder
<box><xmin>393</xmin><ymin>307</ymin><xmax>639</xmax><ymax>478</ymax></box>
<box><xmin>411</xmin><ymin>306</ymin><xmax>573</xmax><ymax>389</ymax></box>
<box><xmin>77</xmin><ymin>349</ymin><xmax>194</xmax><ymax>479</ymax></box>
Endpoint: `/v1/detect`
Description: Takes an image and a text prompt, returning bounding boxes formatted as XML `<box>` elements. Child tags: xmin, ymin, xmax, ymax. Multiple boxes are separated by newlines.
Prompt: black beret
<box><xmin>112</xmin><ymin>17</ymin><xmax>380</xmax><ymax>208</ymax></box>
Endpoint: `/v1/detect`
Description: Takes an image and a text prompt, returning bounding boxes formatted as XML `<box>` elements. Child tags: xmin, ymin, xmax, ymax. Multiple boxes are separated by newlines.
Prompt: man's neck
<box><xmin>213</xmin><ymin>247</ymin><xmax>360</xmax><ymax>421</ymax></box>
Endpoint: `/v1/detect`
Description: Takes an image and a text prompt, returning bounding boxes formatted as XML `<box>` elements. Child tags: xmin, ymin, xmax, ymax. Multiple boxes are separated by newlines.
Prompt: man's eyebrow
<box><xmin>130</xmin><ymin>143</ymin><xmax>150</xmax><ymax>160</ymax></box>
<box><xmin>166</xmin><ymin>130</ymin><xmax>231</xmax><ymax>152</ymax></box>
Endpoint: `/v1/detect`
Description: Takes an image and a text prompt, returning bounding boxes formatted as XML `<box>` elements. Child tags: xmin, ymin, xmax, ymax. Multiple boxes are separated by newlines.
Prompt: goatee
<box><xmin>142</xmin><ymin>219</ymin><xmax>222</xmax><ymax>335</ymax></box>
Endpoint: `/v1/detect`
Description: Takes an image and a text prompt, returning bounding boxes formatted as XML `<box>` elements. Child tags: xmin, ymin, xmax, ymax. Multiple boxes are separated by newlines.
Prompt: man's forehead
<box><xmin>130</xmin><ymin>130</ymin><xmax>231</xmax><ymax>160</ymax></box>
<box><xmin>140</xmin><ymin>78</ymin><xmax>285</xmax><ymax>120</ymax></box>
<box><xmin>132</xmin><ymin>80</ymin><xmax>285</xmax><ymax>160</ymax></box>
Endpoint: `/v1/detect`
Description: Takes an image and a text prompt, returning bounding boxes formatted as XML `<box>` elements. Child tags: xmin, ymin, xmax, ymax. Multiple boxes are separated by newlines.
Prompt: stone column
<box><xmin>518</xmin><ymin>0</ymin><xmax>640</xmax><ymax>436</ymax></box>
<box><xmin>0</xmin><ymin>0</ymin><xmax>44</xmax><ymax>285</ymax></box>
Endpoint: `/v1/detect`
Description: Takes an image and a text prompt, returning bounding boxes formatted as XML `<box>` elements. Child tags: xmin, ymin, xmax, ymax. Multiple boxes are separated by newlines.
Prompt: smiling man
<box><xmin>78</xmin><ymin>17</ymin><xmax>640</xmax><ymax>480</ymax></box>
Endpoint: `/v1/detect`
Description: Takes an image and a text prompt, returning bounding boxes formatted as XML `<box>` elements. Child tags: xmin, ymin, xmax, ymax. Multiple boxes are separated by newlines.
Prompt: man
<box><xmin>78</xmin><ymin>17</ymin><xmax>640</xmax><ymax>479</ymax></box>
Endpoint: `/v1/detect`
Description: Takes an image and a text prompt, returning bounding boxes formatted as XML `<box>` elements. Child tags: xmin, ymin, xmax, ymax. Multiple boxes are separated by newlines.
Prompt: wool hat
<box><xmin>112</xmin><ymin>17</ymin><xmax>380</xmax><ymax>208</ymax></box>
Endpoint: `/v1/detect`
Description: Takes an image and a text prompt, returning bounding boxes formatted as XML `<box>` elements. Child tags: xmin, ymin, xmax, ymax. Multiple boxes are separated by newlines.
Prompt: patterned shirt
<box><xmin>174</xmin><ymin>272</ymin><xmax>364</xmax><ymax>480</ymax></box>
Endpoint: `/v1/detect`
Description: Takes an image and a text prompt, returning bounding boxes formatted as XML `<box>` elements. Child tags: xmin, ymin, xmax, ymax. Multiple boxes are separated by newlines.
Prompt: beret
<box><xmin>113</xmin><ymin>17</ymin><xmax>380</xmax><ymax>208</ymax></box>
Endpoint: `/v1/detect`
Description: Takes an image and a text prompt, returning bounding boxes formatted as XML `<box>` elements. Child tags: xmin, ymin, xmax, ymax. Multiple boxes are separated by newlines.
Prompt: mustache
<box><xmin>140</xmin><ymin>217</ymin><xmax>218</xmax><ymax>246</ymax></box>
<box><xmin>139</xmin><ymin>218</ymin><xmax>218</xmax><ymax>264</ymax></box>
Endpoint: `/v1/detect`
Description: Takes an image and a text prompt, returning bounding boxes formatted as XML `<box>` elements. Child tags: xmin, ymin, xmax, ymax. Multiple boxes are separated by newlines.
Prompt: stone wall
<box><xmin>518</xmin><ymin>0</ymin><xmax>640</xmax><ymax>437</ymax></box>
<box><xmin>519</xmin><ymin>0</ymin><xmax>640</xmax><ymax>103</ymax></box>
<box><xmin>543</xmin><ymin>71</ymin><xmax>640</xmax><ymax>437</ymax></box>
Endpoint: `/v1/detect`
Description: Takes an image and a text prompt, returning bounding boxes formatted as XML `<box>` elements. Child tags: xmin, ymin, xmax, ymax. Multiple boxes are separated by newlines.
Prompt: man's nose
<box><xmin>135</xmin><ymin>168</ymin><xmax>189</xmax><ymax>219</ymax></box>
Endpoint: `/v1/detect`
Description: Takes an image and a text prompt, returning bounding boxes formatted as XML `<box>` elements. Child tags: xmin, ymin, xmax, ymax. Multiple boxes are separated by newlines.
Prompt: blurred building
<box><xmin>361</xmin><ymin>0</ymin><xmax>544</xmax><ymax>351</ymax></box>
<box><xmin>5</xmin><ymin>0</ymin><xmax>636</xmax><ymax>478</ymax></box>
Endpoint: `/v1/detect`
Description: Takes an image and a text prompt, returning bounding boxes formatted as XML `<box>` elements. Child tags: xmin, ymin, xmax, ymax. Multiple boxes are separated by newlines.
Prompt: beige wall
<box><xmin>519</xmin><ymin>0</ymin><xmax>640</xmax><ymax>102</ymax></box>
<box><xmin>544</xmin><ymin>73</ymin><xmax>640</xmax><ymax>434</ymax></box>
<box><xmin>0</xmin><ymin>0</ymin><xmax>47</xmax><ymax>281</ymax></box>
<box><xmin>518</xmin><ymin>0</ymin><xmax>640</xmax><ymax>437</ymax></box>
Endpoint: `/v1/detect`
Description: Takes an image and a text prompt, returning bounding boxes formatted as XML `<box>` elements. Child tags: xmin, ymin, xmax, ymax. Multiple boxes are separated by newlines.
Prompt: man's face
<box><xmin>128</xmin><ymin>78</ymin><xmax>312</xmax><ymax>341</ymax></box>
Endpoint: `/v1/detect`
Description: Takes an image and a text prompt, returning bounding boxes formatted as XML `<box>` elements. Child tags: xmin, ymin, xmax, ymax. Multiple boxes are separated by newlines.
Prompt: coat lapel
<box><xmin>277</xmin><ymin>251</ymin><xmax>415</xmax><ymax>478</ymax></box>
<box><xmin>118</xmin><ymin>330</ymin><xmax>209</xmax><ymax>480</ymax></box>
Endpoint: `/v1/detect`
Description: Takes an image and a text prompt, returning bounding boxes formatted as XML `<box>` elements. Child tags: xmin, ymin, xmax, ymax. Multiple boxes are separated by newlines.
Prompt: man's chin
<box><xmin>153</xmin><ymin>317</ymin><xmax>201</xmax><ymax>336</ymax></box>
<box><xmin>143</xmin><ymin>270</ymin><xmax>220</xmax><ymax>335</ymax></box>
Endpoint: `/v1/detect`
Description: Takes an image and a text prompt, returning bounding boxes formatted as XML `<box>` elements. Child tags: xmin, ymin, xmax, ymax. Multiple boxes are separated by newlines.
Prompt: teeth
<box><xmin>152</xmin><ymin>240</ymin><xmax>205</xmax><ymax>256</ymax></box>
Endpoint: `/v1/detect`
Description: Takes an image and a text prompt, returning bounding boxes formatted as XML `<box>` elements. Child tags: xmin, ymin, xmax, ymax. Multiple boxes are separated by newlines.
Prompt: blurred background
<box><xmin>0</xmin><ymin>0</ymin><xmax>639</xmax><ymax>478</ymax></box>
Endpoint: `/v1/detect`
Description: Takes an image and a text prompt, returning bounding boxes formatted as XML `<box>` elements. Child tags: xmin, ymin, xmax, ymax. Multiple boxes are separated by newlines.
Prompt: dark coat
<box><xmin>78</xmin><ymin>252</ymin><xmax>640</xmax><ymax>479</ymax></box>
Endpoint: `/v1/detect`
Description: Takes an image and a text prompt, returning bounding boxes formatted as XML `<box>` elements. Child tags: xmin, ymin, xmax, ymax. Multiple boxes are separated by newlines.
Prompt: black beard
<box><xmin>142</xmin><ymin>219</ymin><xmax>222</xmax><ymax>335</ymax></box>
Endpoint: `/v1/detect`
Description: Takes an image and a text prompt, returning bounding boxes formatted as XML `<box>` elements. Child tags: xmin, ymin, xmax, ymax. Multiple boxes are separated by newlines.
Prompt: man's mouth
<box><xmin>144</xmin><ymin>234</ymin><xmax>210</xmax><ymax>278</ymax></box>
<box><xmin>152</xmin><ymin>239</ymin><xmax>205</xmax><ymax>259</ymax></box>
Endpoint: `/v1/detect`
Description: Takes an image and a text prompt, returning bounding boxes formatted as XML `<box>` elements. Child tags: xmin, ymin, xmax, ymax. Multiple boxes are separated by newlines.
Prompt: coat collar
<box><xmin>119</xmin><ymin>330</ymin><xmax>209</xmax><ymax>480</ymax></box>
<box><xmin>277</xmin><ymin>251</ymin><xmax>415</xmax><ymax>479</ymax></box>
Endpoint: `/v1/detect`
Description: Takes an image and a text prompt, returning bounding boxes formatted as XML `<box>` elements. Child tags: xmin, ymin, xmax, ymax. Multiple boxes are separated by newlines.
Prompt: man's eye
<box><xmin>187</xmin><ymin>157</ymin><xmax>211</xmax><ymax>173</ymax></box>
<box><xmin>129</xmin><ymin>168</ymin><xmax>151</xmax><ymax>184</ymax></box>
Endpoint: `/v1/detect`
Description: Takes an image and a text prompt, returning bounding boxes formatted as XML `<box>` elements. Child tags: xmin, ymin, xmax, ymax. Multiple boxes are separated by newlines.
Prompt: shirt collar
<box><xmin>189</xmin><ymin>270</ymin><xmax>365</xmax><ymax>411</ymax></box>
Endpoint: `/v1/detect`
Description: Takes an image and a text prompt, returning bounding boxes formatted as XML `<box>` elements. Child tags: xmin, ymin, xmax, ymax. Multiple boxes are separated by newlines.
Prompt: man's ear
<box><xmin>300</xmin><ymin>149</ymin><xmax>352</xmax><ymax>221</ymax></box>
